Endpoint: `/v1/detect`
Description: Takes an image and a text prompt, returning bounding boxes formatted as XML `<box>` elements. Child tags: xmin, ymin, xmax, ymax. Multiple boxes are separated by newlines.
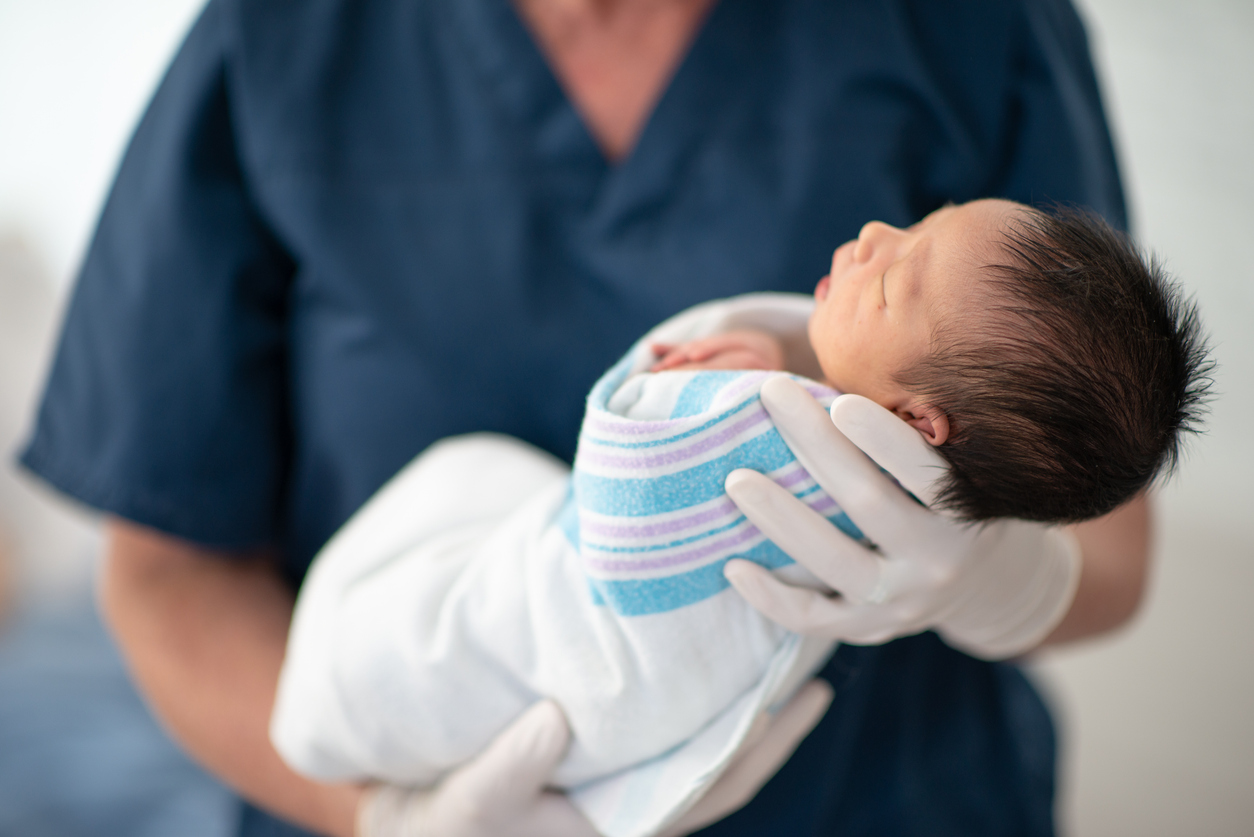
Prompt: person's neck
<box><xmin>523</xmin><ymin>0</ymin><xmax>705</xmax><ymax>23</ymax></box>
<box><xmin>511</xmin><ymin>0</ymin><xmax>717</xmax><ymax>162</ymax></box>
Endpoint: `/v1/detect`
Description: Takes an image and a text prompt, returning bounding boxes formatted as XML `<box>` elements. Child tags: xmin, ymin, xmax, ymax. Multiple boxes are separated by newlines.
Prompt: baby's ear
<box><xmin>896</xmin><ymin>404</ymin><xmax>950</xmax><ymax>446</ymax></box>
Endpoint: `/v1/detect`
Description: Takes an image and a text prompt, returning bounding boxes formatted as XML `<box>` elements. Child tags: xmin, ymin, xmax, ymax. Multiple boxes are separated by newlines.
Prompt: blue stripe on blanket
<box><xmin>670</xmin><ymin>371</ymin><xmax>746</xmax><ymax>419</ymax></box>
<box><xmin>557</xmin><ymin>486</ymin><xmax>581</xmax><ymax>549</ymax></box>
<box><xmin>574</xmin><ymin>430</ymin><xmax>794</xmax><ymax>517</ymax></box>
<box><xmin>590</xmin><ymin>543</ymin><xmax>792</xmax><ymax>617</ymax></box>
<box><xmin>557</xmin><ymin>491</ymin><xmax>865</xmax><ymax>616</ymax></box>
<box><xmin>581</xmin><ymin>514</ymin><xmax>863</xmax><ymax>616</ymax></box>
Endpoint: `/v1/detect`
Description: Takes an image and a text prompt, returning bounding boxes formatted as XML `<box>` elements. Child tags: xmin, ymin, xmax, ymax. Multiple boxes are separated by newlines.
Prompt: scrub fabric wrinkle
<box><xmin>21</xmin><ymin>0</ymin><xmax>1125</xmax><ymax>835</ymax></box>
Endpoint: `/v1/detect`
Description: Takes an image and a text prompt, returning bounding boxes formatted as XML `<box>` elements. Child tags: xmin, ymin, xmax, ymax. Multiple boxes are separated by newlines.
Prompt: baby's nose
<box><xmin>853</xmin><ymin>220</ymin><xmax>904</xmax><ymax>263</ymax></box>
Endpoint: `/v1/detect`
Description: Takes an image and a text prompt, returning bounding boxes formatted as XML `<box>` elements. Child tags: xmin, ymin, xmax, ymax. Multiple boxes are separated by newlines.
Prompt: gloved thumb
<box><xmin>451</xmin><ymin>699</ymin><xmax>572</xmax><ymax>812</ymax></box>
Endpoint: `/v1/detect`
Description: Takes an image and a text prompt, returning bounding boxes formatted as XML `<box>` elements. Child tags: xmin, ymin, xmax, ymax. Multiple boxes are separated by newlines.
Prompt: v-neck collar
<box><xmin>442</xmin><ymin>0</ymin><xmax>773</xmax><ymax>219</ymax></box>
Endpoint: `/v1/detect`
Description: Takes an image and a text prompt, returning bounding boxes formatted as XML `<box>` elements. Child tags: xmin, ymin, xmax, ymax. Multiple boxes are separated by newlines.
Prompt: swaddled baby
<box><xmin>271</xmin><ymin>200</ymin><xmax>1208</xmax><ymax>837</ymax></box>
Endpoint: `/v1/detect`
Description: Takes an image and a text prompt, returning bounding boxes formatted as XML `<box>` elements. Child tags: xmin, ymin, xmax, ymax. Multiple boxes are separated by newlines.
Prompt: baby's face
<box><xmin>808</xmin><ymin>199</ymin><xmax>1019</xmax><ymax>431</ymax></box>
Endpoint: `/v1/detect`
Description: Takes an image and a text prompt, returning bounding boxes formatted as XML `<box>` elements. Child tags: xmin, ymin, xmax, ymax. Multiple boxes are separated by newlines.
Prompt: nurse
<box><xmin>22</xmin><ymin>1</ymin><xmax>1148</xmax><ymax>836</ymax></box>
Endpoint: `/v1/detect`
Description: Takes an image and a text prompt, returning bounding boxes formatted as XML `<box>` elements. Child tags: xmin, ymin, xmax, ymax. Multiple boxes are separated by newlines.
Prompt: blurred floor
<box><xmin>0</xmin><ymin>600</ymin><xmax>236</xmax><ymax>837</ymax></box>
<box><xmin>0</xmin><ymin>238</ymin><xmax>235</xmax><ymax>836</ymax></box>
<box><xmin>0</xmin><ymin>528</ymin><xmax>10</xmax><ymax>622</ymax></box>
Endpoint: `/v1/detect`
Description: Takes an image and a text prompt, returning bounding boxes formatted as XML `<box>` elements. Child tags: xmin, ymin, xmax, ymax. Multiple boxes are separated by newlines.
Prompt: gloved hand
<box><xmin>723</xmin><ymin>376</ymin><xmax>1081</xmax><ymax>660</ymax></box>
<box><xmin>356</xmin><ymin>679</ymin><xmax>834</xmax><ymax>837</ymax></box>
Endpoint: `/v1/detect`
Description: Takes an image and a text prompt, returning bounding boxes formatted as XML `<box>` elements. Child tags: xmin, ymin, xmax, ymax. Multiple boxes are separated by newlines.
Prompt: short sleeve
<box><xmin>20</xmin><ymin>0</ymin><xmax>295</xmax><ymax>549</ymax></box>
<box><xmin>995</xmin><ymin>0</ymin><xmax>1129</xmax><ymax>229</ymax></box>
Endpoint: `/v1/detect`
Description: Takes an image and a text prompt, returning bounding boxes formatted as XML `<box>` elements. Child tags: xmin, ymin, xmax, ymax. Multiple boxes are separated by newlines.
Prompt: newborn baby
<box><xmin>271</xmin><ymin>199</ymin><xmax>1208</xmax><ymax>837</ymax></box>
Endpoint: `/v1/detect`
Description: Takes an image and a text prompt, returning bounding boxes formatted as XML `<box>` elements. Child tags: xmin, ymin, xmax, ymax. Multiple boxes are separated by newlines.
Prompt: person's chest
<box><xmin>231</xmin><ymin>0</ymin><xmax>1013</xmax><ymax>360</ymax></box>
<box><xmin>223</xmin><ymin>0</ymin><xmax>1019</xmax><ymax>560</ymax></box>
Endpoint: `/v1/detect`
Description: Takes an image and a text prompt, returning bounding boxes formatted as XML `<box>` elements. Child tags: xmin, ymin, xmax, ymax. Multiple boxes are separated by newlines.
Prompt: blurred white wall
<box><xmin>1037</xmin><ymin>3</ymin><xmax>1254</xmax><ymax>835</ymax></box>
<box><xmin>0</xmin><ymin>0</ymin><xmax>207</xmax><ymax>285</ymax></box>
<box><xmin>0</xmin><ymin>0</ymin><xmax>205</xmax><ymax>604</ymax></box>
<box><xmin>0</xmin><ymin>0</ymin><xmax>1250</xmax><ymax>833</ymax></box>
<box><xmin>0</xmin><ymin>236</ymin><xmax>99</xmax><ymax>603</ymax></box>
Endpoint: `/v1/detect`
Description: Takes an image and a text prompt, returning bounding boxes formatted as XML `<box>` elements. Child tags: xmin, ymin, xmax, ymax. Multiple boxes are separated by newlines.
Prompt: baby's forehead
<box><xmin>922</xmin><ymin>199</ymin><xmax>1025</xmax><ymax>255</ymax></box>
<box><xmin>918</xmin><ymin>232</ymin><xmax>1016</xmax><ymax>302</ymax></box>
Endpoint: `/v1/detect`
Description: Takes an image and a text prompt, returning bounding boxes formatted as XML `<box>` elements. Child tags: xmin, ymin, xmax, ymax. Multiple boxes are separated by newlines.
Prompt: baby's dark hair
<box><xmin>898</xmin><ymin>205</ymin><xmax>1212</xmax><ymax>523</ymax></box>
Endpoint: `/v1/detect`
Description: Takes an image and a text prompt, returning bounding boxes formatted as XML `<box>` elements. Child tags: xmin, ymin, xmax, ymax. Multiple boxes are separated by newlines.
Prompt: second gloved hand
<box><xmin>357</xmin><ymin>680</ymin><xmax>834</xmax><ymax>837</ymax></box>
<box><xmin>723</xmin><ymin>377</ymin><xmax>1081</xmax><ymax>660</ymax></box>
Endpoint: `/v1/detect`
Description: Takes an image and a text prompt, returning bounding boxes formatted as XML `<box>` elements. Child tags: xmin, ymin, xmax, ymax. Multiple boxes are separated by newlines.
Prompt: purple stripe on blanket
<box><xmin>711</xmin><ymin>373</ymin><xmax>834</xmax><ymax>409</ymax></box>
<box><xmin>584</xmin><ymin>523</ymin><xmax>763</xmax><ymax>573</ymax></box>
<box><xmin>583</xmin><ymin>380</ymin><xmax>835</xmax><ymax>439</ymax></box>
<box><xmin>705</xmin><ymin>373</ymin><xmax>834</xmax><ymax>412</ymax></box>
<box><xmin>773</xmin><ymin>466</ymin><xmax>811</xmax><ymax>489</ymax></box>
<box><xmin>579</xmin><ymin>408</ymin><xmax>771</xmax><ymax>470</ymax></box>
<box><xmin>805</xmin><ymin>384</ymin><xmax>838</xmax><ymax>400</ymax></box>
<box><xmin>580</xmin><ymin>467</ymin><xmax>816</xmax><ymax>540</ymax></box>
<box><xmin>706</xmin><ymin>370</ymin><xmax>772</xmax><ymax>408</ymax></box>
<box><xmin>585</xmin><ymin>492</ymin><xmax>841</xmax><ymax>573</ymax></box>
<box><xmin>583</xmin><ymin>382</ymin><xmax>759</xmax><ymax>438</ymax></box>
<box><xmin>584</xmin><ymin>411</ymin><xmax>692</xmax><ymax>437</ymax></box>
<box><xmin>808</xmin><ymin>494</ymin><xmax>838</xmax><ymax>514</ymax></box>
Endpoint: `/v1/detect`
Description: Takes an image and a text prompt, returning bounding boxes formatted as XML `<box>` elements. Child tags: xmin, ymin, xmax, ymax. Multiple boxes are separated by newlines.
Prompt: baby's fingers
<box><xmin>649</xmin><ymin>344</ymin><xmax>690</xmax><ymax>371</ymax></box>
<box><xmin>677</xmin><ymin>335</ymin><xmax>731</xmax><ymax>362</ymax></box>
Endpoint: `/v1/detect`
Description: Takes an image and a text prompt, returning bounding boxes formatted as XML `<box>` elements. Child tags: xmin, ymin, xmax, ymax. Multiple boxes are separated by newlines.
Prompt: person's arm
<box><xmin>99</xmin><ymin>518</ymin><xmax>364</xmax><ymax>837</ymax></box>
<box><xmin>1044</xmin><ymin>492</ymin><xmax>1151</xmax><ymax>645</ymax></box>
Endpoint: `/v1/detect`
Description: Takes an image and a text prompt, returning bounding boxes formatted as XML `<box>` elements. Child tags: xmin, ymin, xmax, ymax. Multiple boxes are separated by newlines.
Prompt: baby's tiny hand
<box><xmin>649</xmin><ymin>331</ymin><xmax>786</xmax><ymax>372</ymax></box>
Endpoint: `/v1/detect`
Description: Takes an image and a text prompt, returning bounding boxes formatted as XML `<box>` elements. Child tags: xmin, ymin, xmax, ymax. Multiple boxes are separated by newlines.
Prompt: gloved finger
<box><xmin>716</xmin><ymin>705</ymin><xmax>773</xmax><ymax>771</ymax></box>
<box><xmin>725</xmin><ymin>469</ymin><xmax>883</xmax><ymax>601</ymax></box>
<box><xmin>521</xmin><ymin>795</ymin><xmax>604</xmax><ymax>837</ymax></box>
<box><xmin>448</xmin><ymin>699</ymin><xmax>572</xmax><ymax>814</ymax></box>
<box><xmin>659</xmin><ymin>679</ymin><xmax>834</xmax><ymax>837</ymax></box>
<box><xmin>726</xmin><ymin>558</ymin><xmax>918</xmax><ymax>642</ymax></box>
<box><xmin>829</xmin><ymin>394</ymin><xmax>950</xmax><ymax>509</ymax></box>
<box><xmin>355</xmin><ymin>784</ymin><xmax>417</xmax><ymax>837</ymax></box>
<box><xmin>724</xmin><ymin>558</ymin><xmax>870</xmax><ymax>634</ymax></box>
<box><xmin>758</xmin><ymin>377</ymin><xmax>928</xmax><ymax>555</ymax></box>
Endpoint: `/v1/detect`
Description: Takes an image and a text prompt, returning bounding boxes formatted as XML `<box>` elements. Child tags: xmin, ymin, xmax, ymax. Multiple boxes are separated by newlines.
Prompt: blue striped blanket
<box><xmin>564</xmin><ymin>353</ymin><xmax>864</xmax><ymax>617</ymax></box>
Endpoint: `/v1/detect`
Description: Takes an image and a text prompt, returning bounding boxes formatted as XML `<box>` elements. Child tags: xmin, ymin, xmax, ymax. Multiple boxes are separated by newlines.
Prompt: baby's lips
<box><xmin>815</xmin><ymin>276</ymin><xmax>830</xmax><ymax>301</ymax></box>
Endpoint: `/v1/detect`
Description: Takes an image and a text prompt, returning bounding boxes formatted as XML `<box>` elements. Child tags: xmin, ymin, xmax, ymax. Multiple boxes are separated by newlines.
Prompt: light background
<box><xmin>0</xmin><ymin>1</ymin><xmax>1250</xmax><ymax>834</ymax></box>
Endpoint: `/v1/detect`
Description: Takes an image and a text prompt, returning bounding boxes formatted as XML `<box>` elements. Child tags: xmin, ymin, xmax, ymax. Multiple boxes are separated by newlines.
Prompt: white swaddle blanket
<box><xmin>271</xmin><ymin>294</ymin><xmax>855</xmax><ymax>837</ymax></box>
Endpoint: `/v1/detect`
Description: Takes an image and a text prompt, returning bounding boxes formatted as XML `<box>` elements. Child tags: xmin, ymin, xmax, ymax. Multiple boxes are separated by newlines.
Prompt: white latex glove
<box><xmin>357</xmin><ymin>680</ymin><xmax>834</xmax><ymax>837</ymax></box>
<box><xmin>723</xmin><ymin>377</ymin><xmax>1081</xmax><ymax>661</ymax></box>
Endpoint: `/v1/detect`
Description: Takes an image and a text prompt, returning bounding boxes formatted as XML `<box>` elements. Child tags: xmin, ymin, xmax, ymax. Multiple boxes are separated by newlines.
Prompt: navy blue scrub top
<box><xmin>24</xmin><ymin>0</ymin><xmax>1125</xmax><ymax>834</ymax></box>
